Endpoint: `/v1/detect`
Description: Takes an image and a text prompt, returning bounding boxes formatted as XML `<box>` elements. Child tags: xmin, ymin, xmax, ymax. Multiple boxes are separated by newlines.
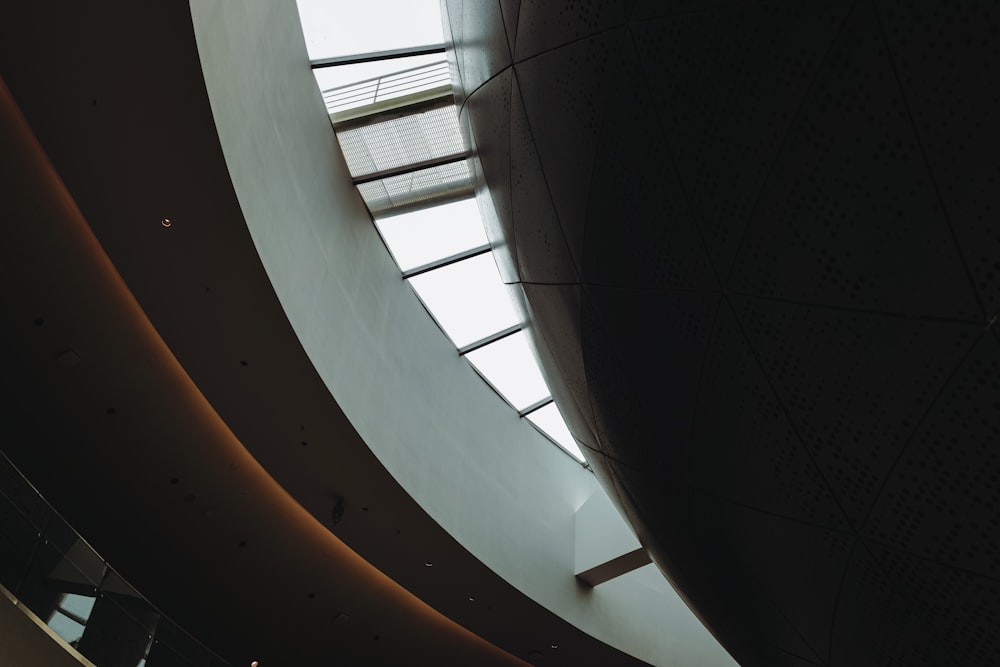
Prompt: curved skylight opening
<box><xmin>295</xmin><ymin>0</ymin><xmax>587</xmax><ymax>464</ymax></box>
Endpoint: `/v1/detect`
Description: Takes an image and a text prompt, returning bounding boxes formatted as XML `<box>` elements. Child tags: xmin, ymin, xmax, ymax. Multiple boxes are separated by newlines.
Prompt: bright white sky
<box><xmin>295</xmin><ymin>0</ymin><xmax>444</xmax><ymax>60</ymax></box>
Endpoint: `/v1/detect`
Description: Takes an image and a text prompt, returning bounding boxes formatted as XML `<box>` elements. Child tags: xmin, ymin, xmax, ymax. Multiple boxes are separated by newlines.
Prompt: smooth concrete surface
<box><xmin>575</xmin><ymin>491</ymin><xmax>650</xmax><ymax>586</ymax></box>
<box><xmin>0</xmin><ymin>585</ymin><xmax>95</xmax><ymax>667</ymax></box>
<box><xmin>190</xmin><ymin>2</ymin><xmax>735</xmax><ymax>665</ymax></box>
<box><xmin>575</xmin><ymin>490</ymin><xmax>644</xmax><ymax>576</ymax></box>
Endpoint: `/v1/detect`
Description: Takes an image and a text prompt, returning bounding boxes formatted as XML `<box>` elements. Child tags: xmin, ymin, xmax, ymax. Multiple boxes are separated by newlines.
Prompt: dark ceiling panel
<box><xmin>509</xmin><ymin>78</ymin><xmax>579</xmax><ymax>283</ymax></box>
<box><xmin>449</xmin><ymin>0</ymin><xmax>1000</xmax><ymax>663</ymax></box>
<box><xmin>877</xmin><ymin>0</ymin><xmax>1000</xmax><ymax>316</ymax></box>
<box><xmin>581</xmin><ymin>286</ymin><xmax>718</xmax><ymax>471</ymax></box>
<box><xmin>863</xmin><ymin>332</ymin><xmax>1000</xmax><ymax>580</ymax></box>
<box><xmin>691</xmin><ymin>300</ymin><xmax>851</xmax><ymax>530</ymax></box>
<box><xmin>693</xmin><ymin>496</ymin><xmax>856</xmax><ymax>664</ymax></box>
<box><xmin>827</xmin><ymin>541</ymin><xmax>901</xmax><ymax>667</ymax></box>
<box><xmin>729</xmin><ymin>1</ymin><xmax>981</xmax><ymax>320</ymax></box>
<box><xmin>514</xmin><ymin>29</ymin><xmax>626</xmax><ymax>267</ymax></box>
<box><xmin>734</xmin><ymin>295</ymin><xmax>980</xmax><ymax>526</ymax></box>
<box><xmin>582</xmin><ymin>33</ymin><xmax>717</xmax><ymax>289</ymax></box>
<box><xmin>865</xmin><ymin>542</ymin><xmax>998</xmax><ymax>666</ymax></box>
<box><xmin>630</xmin><ymin>3</ymin><xmax>850</xmax><ymax>279</ymax></box>
<box><xmin>689</xmin><ymin>497</ymin><xmax>834</xmax><ymax>666</ymax></box>
<box><xmin>513</xmin><ymin>0</ymin><xmax>626</xmax><ymax>62</ymax></box>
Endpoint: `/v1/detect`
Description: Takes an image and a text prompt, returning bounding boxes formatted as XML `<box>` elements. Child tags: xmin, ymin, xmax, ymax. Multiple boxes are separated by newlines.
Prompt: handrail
<box><xmin>320</xmin><ymin>60</ymin><xmax>451</xmax><ymax>114</ymax></box>
<box><xmin>0</xmin><ymin>451</ymin><xmax>231</xmax><ymax>667</ymax></box>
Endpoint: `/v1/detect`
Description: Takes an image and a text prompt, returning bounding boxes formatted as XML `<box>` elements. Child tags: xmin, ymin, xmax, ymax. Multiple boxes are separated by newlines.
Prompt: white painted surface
<box><xmin>189</xmin><ymin>3</ymin><xmax>737</xmax><ymax>665</ymax></box>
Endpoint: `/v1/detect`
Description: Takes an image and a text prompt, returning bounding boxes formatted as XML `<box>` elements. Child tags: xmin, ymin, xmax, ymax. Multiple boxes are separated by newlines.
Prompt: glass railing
<box><xmin>0</xmin><ymin>451</ymin><xmax>230</xmax><ymax>667</ymax></box>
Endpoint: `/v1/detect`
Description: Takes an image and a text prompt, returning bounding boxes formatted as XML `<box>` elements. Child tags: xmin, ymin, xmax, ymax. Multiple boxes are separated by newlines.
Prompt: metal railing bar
<box><xmin>332</xmin><ymin>93</ymin><xmax>456</xmax><ymax>130</ymax></box>
<box><xmin>457</xmin><ymin>324</ymin><xmax>523</xmax><ymax>356</ymax></box>
<box><xmin>320</xmin><ymin>61</ymin><xmax>448</xmax><ymax>96</ymax></box>
<box><xmin>518</xmin><ymin>397</ymin><xmax>555</xmax><ymax>418</ymax></box>
<box><xmin>311</xmin><ymin>44</ymin><xmax>446</xmax><ymax>69</ymax></box>
<box><xmin>352</xmin><ymin>152</ymin><xmax>469</xmax><ymax>185</ymax></box>
<box><xmin>402</xmin><ymin>243</ymin><xmax>493</xmax><ymax>281</ymax></box>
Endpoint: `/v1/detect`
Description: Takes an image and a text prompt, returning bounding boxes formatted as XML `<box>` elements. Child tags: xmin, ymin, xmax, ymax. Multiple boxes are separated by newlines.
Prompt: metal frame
<box><xmin>310</xmin><ymin>44</ymin><xmax>446</xmax><ymax>69</ymax></box>
<box><xmin>353</xmin><ymin>152</ymin><xmax>469</xmax><ymax>186</ymax></box>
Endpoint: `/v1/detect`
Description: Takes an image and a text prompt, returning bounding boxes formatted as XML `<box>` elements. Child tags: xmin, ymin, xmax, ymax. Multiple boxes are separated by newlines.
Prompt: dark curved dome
<box><xmin>445</xmin><ymin>1</ymin><xmax>1000</xmax><ymax>665</ymax></box>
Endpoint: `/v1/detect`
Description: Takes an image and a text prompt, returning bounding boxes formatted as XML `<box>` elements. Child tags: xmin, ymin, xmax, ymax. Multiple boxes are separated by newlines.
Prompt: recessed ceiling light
<box><xmin>424</xmin><ymin>561</ymin><xmax>433</xmax><ymax>567</ymax></box>
<box><xmin>550</xmin><ymin>644</ymin><xmax>559</xmax><ymax>649</ymax></box>
<box><xmin>161</xmin><ymin>218</ymin><xmax>172</xmax><ymax>227</ymax></box>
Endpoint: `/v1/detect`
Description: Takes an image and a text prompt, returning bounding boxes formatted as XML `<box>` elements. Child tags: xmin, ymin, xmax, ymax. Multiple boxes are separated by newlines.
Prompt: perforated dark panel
<box><xmin>509</xmin><ymin>75</ymin><xmax>578</xmax><ymax>283</ymax></box>
<box><xmin>867</xmin><ymin>543</ymin><xmax>1000</xmax><ymax>666</ymax></box>
<box><xmin>691</xmin><ymin>302</ymin><xmax>849</xmax><ymax>530</ymax></box>
<box><xmin>583</xmin><ymin>33</ymin><xmax>716</xmax><ymax>289</ymax></box>
<box><xmin>631</xmin><ymin>3</ymin><xmax>849</xmax><ymax>278</ymax></box>
<box><xmin>735</xmin><ymin>295</ymin><xmax>980</xmax><ymax>525</ymax></box>
<box><xmin>877</xmin><ymin>0</ymin><xmax>1000</xmax><ymax>316</ymax></box>
<box><xmin>693</xmin><ymin>497</ymin><xmax>856</xmax><ymax>664</ymax></box>
<box><xmin>444</xmin><ymin>1</ymin><xmax>1000</xmax><ymax>665</ymax></box>
<box><xmin>582</xmin><ymin>286</ymin><xmax>718</xmax><ymax>472</ymax></box>
<box><xmin>513</xmin><ymin>0</ymin><xmax>625</xmax><ymax>62</ymax></box>
<box><xmin>865</xmin><ymin>333</ymin><xmax>1000</xmax><ymax>579</ymax></box>
<box><xmin>729</xmin><ymin>2</ymin><xmax>980</xmax><ymax>320</ymax></box>
<box><xmin>515</xmin><ymin>29</ymin><xmax>625</xmax><ymax>264</ymax></box>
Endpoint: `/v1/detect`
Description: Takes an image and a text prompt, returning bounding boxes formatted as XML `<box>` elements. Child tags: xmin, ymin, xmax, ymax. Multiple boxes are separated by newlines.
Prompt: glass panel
<box><xmin>60</xmin><ymin>592</ymin><xmax>97</xmax><ymax>620</ymax></box>
<box><xmin>47</xmin><ymin>592</ymin><xmax>97</xmax><ymax>646</ymax></box>
<box><xmin>408</xmin><ymin>253</ymin><xmax>520</xmax><ymax>349</ymax></box>
<box><xmin>0</xmin><ymin>498</ymin><xmax>40</xmax><ymax>593</ymax></box>
<box><xmin>465</xmin><ymin>332</ymin><xmax>551</xmax><ymax>410</ymax></box>
<box><xmin>296</xmin><ymin>0</ymin><xmax>444</xmax><ymax>60</ymax></box>
<box><xmin>526</xmin><ymin>403</ymin><xmax>586</xmax><ymax>462</ymax></box>
<box><xmin>337</xmin><ymin>105</ymin><xmax>463</xmax><ymax>178</ymax></box>
<box><xmin>49</xmin><ymin>608</ymin><xmax>86</xmax><ymax>645</ymax></box>
<box><xmin>376</xmin><ymin>198</ymin><xmax>487</xmax><ymax>272</ymax></box>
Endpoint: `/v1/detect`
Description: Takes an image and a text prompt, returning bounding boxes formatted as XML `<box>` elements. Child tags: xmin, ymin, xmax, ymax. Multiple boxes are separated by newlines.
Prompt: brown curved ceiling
<box><xmin>447</xmin><ymin>1</ymin><xmax>1000</xmax><ymax>666</ymax></box>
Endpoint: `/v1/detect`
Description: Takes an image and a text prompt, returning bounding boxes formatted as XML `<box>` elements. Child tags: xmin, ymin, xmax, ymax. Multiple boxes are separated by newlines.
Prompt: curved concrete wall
<box><xmin>190</xmin><ymin>2</ymin><xmax>733</xmax><ymax>665</ymax></box>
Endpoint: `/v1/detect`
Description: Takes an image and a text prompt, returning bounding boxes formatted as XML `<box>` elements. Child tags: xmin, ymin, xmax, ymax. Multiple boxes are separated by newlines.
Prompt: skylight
<box><xmin>407</xmin><ymin>252</ymin><xmax>520</xmax><ymax>350</ymax></box>
<box><xmin>375</xmin><ymin>199</ymin><xmax>487</xmax><ymax>273</ymax></box>
<box><xmin>465</xmin><ymin>331</ymin><xmax>551</xmax><ymax>411</ymax></box>
<box><xmin>295</xmin><ymin>0</ymin><xmax>588</xmax><ymax>465</ymax></box>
